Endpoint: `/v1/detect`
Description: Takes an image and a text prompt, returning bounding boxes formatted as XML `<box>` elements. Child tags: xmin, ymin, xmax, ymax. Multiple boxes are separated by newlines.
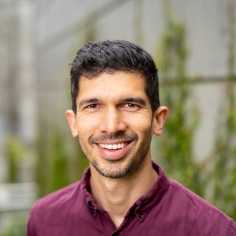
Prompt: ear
<box><xmin>152</xmin><ymin>106</ymin><xmax>168</xmax><ymax>136</ymax></box>
<box><xmin>66</xmin><ymin>110</ymin><xmax>79</xmax><ymax>137</ymax></box>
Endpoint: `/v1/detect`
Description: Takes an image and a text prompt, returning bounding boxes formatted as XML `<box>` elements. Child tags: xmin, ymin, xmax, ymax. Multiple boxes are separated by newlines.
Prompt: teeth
<box><xmin>99</xmin><ymin>143</ymin><xmax>127</xmax><ymax>150</ymax></box>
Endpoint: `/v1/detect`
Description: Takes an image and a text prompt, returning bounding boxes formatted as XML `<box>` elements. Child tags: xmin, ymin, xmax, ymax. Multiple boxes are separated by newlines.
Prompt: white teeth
<box><xmin>99</xmin><ymin>143</ymin><xmax>127</xmax><ymax>150</ymax></box>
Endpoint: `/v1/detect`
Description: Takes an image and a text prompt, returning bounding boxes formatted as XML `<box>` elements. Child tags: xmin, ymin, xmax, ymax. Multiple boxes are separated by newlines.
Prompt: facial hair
<box><xmin>79</xmin><ymin>130</ymin><xmax>153</xmax><ymax>179</ymax></box>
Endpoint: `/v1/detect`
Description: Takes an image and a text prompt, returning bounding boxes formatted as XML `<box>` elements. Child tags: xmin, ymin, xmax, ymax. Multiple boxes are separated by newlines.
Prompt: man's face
<box><xmin>66</xmin><ymin>72</ymin><xmax>164</xmax><ymax>179</ymax></box>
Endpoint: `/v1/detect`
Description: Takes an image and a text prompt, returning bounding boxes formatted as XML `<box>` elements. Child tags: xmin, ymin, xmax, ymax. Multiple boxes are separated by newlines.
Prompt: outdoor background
<box><xmin>0</xmin><ymin>0</ymin><xmax>235</xmax><ymax>235</ymax></box>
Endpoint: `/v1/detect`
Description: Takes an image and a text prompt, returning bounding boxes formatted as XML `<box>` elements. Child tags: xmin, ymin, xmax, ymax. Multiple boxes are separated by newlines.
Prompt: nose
<box><xmin>99</xmin><ymin>108</ymin><xmax>127</xmax><ymax>134</ymax></box>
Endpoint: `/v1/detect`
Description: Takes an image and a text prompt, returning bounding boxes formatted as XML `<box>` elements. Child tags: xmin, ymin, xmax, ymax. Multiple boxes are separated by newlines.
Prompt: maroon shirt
<box><xmin>27</xmin><ymin>162</ymin><xmax>236</xmax><ymax>236</ymax></box>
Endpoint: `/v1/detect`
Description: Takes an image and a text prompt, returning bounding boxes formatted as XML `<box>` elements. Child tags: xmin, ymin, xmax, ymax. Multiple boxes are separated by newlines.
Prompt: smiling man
<box><xmin>27</xmin><ymin>40</ymin><xmax>236</xmax><ymax>236</ymax></box>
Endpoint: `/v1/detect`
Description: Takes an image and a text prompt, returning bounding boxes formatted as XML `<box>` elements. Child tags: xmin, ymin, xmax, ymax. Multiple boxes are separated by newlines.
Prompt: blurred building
<box><xmin>0</xmin><ymin>0</ymin><xmax>235</xmax><ymax>183</ymax></box>
<box><xmin>0</xmin><ymin>0</ymin><xmax>36</xmax><ymax>183</ymax></box>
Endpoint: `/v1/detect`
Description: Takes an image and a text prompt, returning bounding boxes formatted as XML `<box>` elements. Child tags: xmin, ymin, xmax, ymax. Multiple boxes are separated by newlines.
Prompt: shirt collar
<box><xmin>81</xmin><ymin>161</ymin><xmax>170</xmax><ymax>214</ymax></box>
<box><xmin>133</xmin><ymin>162</ymin><xmax>169</xmax><ymax>217</ymax></box>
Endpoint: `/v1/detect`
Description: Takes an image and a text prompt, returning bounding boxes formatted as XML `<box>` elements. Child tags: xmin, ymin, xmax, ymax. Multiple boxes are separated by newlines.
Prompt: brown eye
<box><xmin>86</xmin><ymin>104</ymin><xmax>99</xmax><ymax>109</ymax></box>
<box><xmin>124</xmin><ymin>103</ymin><xmax>137</xmax><ymax>108</ymax></box>
<box><xmin>122</xmin><ymin>103</ymin><xmax>140</xmax><ymax>111</ymax></box>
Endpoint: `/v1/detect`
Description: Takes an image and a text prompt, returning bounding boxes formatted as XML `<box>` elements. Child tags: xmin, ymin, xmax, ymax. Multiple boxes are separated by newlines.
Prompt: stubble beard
<box><xmin>78</xmin><ymin>130</ymin><xmax>152</xmax><ymax>179</ymax></box>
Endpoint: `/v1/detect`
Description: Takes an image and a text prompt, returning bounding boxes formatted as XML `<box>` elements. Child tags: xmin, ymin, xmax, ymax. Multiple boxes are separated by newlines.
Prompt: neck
<box><xmin>89</xmin><ymin>156</ymin><xmax>157</xmax><ymax>228</ymax></box>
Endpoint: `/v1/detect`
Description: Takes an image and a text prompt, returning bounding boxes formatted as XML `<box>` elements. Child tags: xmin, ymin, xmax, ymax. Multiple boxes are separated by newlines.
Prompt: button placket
<box><xmin>138</xmin><ymin>213</ymin><xmax>144</xmax><ymax>219</ymax></box>
<box><xmin>93</xmin><ymin>207</ymin><xmax>98</xmax><ymax>216</ymax></box>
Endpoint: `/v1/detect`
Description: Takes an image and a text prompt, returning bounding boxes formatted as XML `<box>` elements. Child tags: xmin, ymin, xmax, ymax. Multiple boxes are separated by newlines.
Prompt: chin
<box><xmin>91</xmin><ymin>155</ymin><xmax>146</xmax><ymax>179</ymax></box>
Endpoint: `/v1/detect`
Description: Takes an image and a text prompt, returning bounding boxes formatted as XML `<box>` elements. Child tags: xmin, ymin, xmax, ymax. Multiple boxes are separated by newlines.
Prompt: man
<box><xmin>27</xmin><ymin>40</ymin><xmax>236</xmax><ymax>236</ymax></box>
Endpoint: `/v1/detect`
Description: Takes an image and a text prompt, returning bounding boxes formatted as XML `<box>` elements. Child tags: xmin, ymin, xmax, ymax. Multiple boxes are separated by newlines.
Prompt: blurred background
<box><xmin>0</xmin><ymin>0</ymin><xmax>235</xmax><ymax>234</ymax></box>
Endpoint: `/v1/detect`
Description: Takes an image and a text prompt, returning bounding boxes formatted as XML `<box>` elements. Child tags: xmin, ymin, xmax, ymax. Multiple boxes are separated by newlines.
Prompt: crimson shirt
<box><xmin>27</xmin><ymin>162</ymin><xmax>236</xmax><ymax>236</ymax></box>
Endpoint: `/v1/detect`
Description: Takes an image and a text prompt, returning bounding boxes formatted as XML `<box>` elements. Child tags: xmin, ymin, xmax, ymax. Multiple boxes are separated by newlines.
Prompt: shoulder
<box><xmin>167</xmin><ymin>180</ymin><xmax>236</xmax><ymax>235</ymax></box>
<box><xmin>27</xmin><ymin>168</ymin><xmax>93</xmax><ymax>235</ymax></box>
<box><xmin>30</xmin><ymin>166</ymin><xmax>91</xmax><ymax>216</ymax></box>
<box><xmin>27</xmin><ymin>181</ymin><xmax>83</xmax><ymax>234</ymax></box>
<box><xmin>35</xmin><ymin>181</ymin><xmax>82</xmax><ymax>210</ymax></box>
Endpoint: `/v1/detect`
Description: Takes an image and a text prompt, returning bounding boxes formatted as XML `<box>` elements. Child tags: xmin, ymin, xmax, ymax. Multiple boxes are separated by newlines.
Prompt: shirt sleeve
<box><xmin>26</xmin><ymin>205</ymin><xmax>38</xmax><ymax>236</ymax></box>
<box><xmin>27</xmin><ymin>219</ymin><xmax>36</xmax><ymax>236</ymax></box>
<box><xmin>227</xmin><ymin>220</ymin><xmax>236</xmax><ymax>236</ymax></box>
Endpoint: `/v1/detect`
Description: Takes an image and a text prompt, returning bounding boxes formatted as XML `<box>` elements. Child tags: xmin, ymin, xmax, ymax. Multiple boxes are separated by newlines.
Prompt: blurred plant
<box><xmin>4</xmin><ymin>136</ymin><xmax>24</xmax><ymax>183</ymax></box>
<box><xmin>36</xmin><ymin>8</ymin><xmax>98</xmax><ymax>198</ymax></box>
<box><xmin>207</xmin><ymin>0</ymin><xmax>236</xmax><ymax>219</ymax></box>
<box><xmin>35</xmin><ymin>123</ymin><xmax>87</xmax><ymax>197</ymax></box>
<box><xmin>155</xmin><ymin>0</ymin><xmax>236</xmax><ymax>219</ymax></box>
<box><xmin>154</xmin><ymin>0</ymin><xmax>205</xmax><ymax>196</ymax></box>
<box><xmin>0</xmin><ymin>213</ymin><xmax>27</xmax><ymax>236</ymax></box>
<box><xmin>35</xmin><ymin>121</ymin><xmax>51</xmax><ymax>197</ymax></box>
<box><xmin>68</xmin><ymin>138</ymin><xmax>88</xmax><ymax>182</ymax></box>
<box><xmin>51</xmin><ymin>130</ymin><xmax>69</xmax><ymax>191</ymax></box>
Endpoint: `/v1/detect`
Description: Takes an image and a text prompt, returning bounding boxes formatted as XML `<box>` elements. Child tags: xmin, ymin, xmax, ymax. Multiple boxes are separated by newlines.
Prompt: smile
<box><xmin>98</xmin><ymin>142</ymin><xmax>129</xmax><ymax>150</ymax></box>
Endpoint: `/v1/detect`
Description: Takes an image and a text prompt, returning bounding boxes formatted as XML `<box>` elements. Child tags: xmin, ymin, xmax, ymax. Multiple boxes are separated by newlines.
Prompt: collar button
<box><xmin>138</xmin><ymin>213</ymin><xmax>144</xmax><ymax>219</ymax></box>
<box><xmin>93</xmin><ymin>208</ymin><xmax>97</xmax><ymax>216</ymax></box>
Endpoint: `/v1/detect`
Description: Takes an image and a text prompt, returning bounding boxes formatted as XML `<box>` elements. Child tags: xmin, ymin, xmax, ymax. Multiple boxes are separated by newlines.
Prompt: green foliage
<box><xmin>68</xmin><ymin>138</ymin><xmax>88</xmax><ymax>181</ymax></box>
<box><xmin>36</xmin><ymin>124</ymin><xmax>87</xmax><ymax>197</ymax></box>
<box><xmin>4</xmin><ymin>137</ymin><xmax>24</xmax><ymax>183</ymax></box>
<box><xmin>155</xmin><ymin>1</ymin><xmax>236</xmax><ymax>220</ymax></box>
<box><xmin>36</xmin><ymin>10</ymin><xmax>98</xmax><ymax>198</ymax></box>
<box><xmin>51</xmin><ymin>130</ymin><xmax>69</xmax><ymax>191</ymax></box>
<box><xmin>0</xmin><ymin>213</ymin><xmax>27</xmax><ymax>236</ymax></box>
<box><xmin>207</xmin><ymin>2</ymin><xmax>236</xmax><ymax>219</ymax></box>
<box><xmin>154</xmin><ymin>1</ymin><xmax>205</xmax><ymax>196</ymax></box>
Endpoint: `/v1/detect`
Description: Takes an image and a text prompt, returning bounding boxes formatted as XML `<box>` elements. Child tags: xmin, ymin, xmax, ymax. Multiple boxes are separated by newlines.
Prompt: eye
<box><xmin>122</xmin><ymin>103</ymin><xmax>140</xmax><ymax>110</ymax></box>
<box><xmin>124</xmin><ymin>103</ymin><xmax>136</xmax><ymax>108</ymax></box>
<box><xmin>85</xmin><ymin>104</ymin><xmax>99</xmax><ymax>109</ymax></box>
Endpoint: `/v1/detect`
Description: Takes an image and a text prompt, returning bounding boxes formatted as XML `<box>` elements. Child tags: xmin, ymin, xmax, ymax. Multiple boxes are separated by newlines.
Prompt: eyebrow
<box><xmin>119</xmin><ymin>97</ymin><xmax>146</xmax><ymax>106</ymax></box>
<box><xmin>78</xmin><ymin>98</ymin><xmax>100</xmax><ymax>108</ymax></box>
<box><xmin>78</xmin><ymin>97</ymin><xmax>147</xmax><ymax>108</ymax></box>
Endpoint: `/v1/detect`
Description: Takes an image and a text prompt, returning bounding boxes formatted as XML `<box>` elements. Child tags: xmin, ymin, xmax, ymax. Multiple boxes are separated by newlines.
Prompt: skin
<box><xmin>66</xmin><ymin>72</ymin><xmax>168</xmax><ymax>227</ymax></box>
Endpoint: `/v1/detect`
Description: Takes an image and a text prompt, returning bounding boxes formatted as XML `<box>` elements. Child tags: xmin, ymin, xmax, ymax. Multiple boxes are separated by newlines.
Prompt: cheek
<box><xmin>128</xmin><ymin>116</ymin><xmax>153</xmax><ymax>135</ymax></box>
<box><xmin>76</xmin><ymin>116</ymin><xmax>99</xmax><ymax>136</ymax></box>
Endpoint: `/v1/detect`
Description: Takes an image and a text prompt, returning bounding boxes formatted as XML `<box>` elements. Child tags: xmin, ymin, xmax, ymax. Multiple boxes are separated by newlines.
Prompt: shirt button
<box><xmin>138</xmin><ymin>213</ymin><xmax>144</xmax><ymax>219</ymax></box>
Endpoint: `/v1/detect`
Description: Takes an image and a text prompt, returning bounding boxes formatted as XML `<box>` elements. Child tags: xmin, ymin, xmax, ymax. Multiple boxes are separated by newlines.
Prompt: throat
<box><xmin>111</xmin><ymin>215</ymin><xmax>125</xmax><ymax>228</ymax></box>
<box><xmin>89</xmin><ymin>159</ymin><xmax>158</xmax><ymax>228</ymax></box>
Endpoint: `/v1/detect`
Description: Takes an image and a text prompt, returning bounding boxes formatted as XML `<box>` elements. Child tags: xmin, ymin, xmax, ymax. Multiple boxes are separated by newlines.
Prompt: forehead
<box><xmin>77</xmin><ymin>72</ymin><xmax>148</xmax><ymax>100</ymax></box>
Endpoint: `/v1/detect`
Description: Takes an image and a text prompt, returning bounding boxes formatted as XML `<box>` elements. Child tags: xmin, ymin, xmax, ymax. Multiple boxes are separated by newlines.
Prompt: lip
<box><xmin>95</xmin><ymin>141</ymin><xmax>133</xmax><ymax>161</ymax></box>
